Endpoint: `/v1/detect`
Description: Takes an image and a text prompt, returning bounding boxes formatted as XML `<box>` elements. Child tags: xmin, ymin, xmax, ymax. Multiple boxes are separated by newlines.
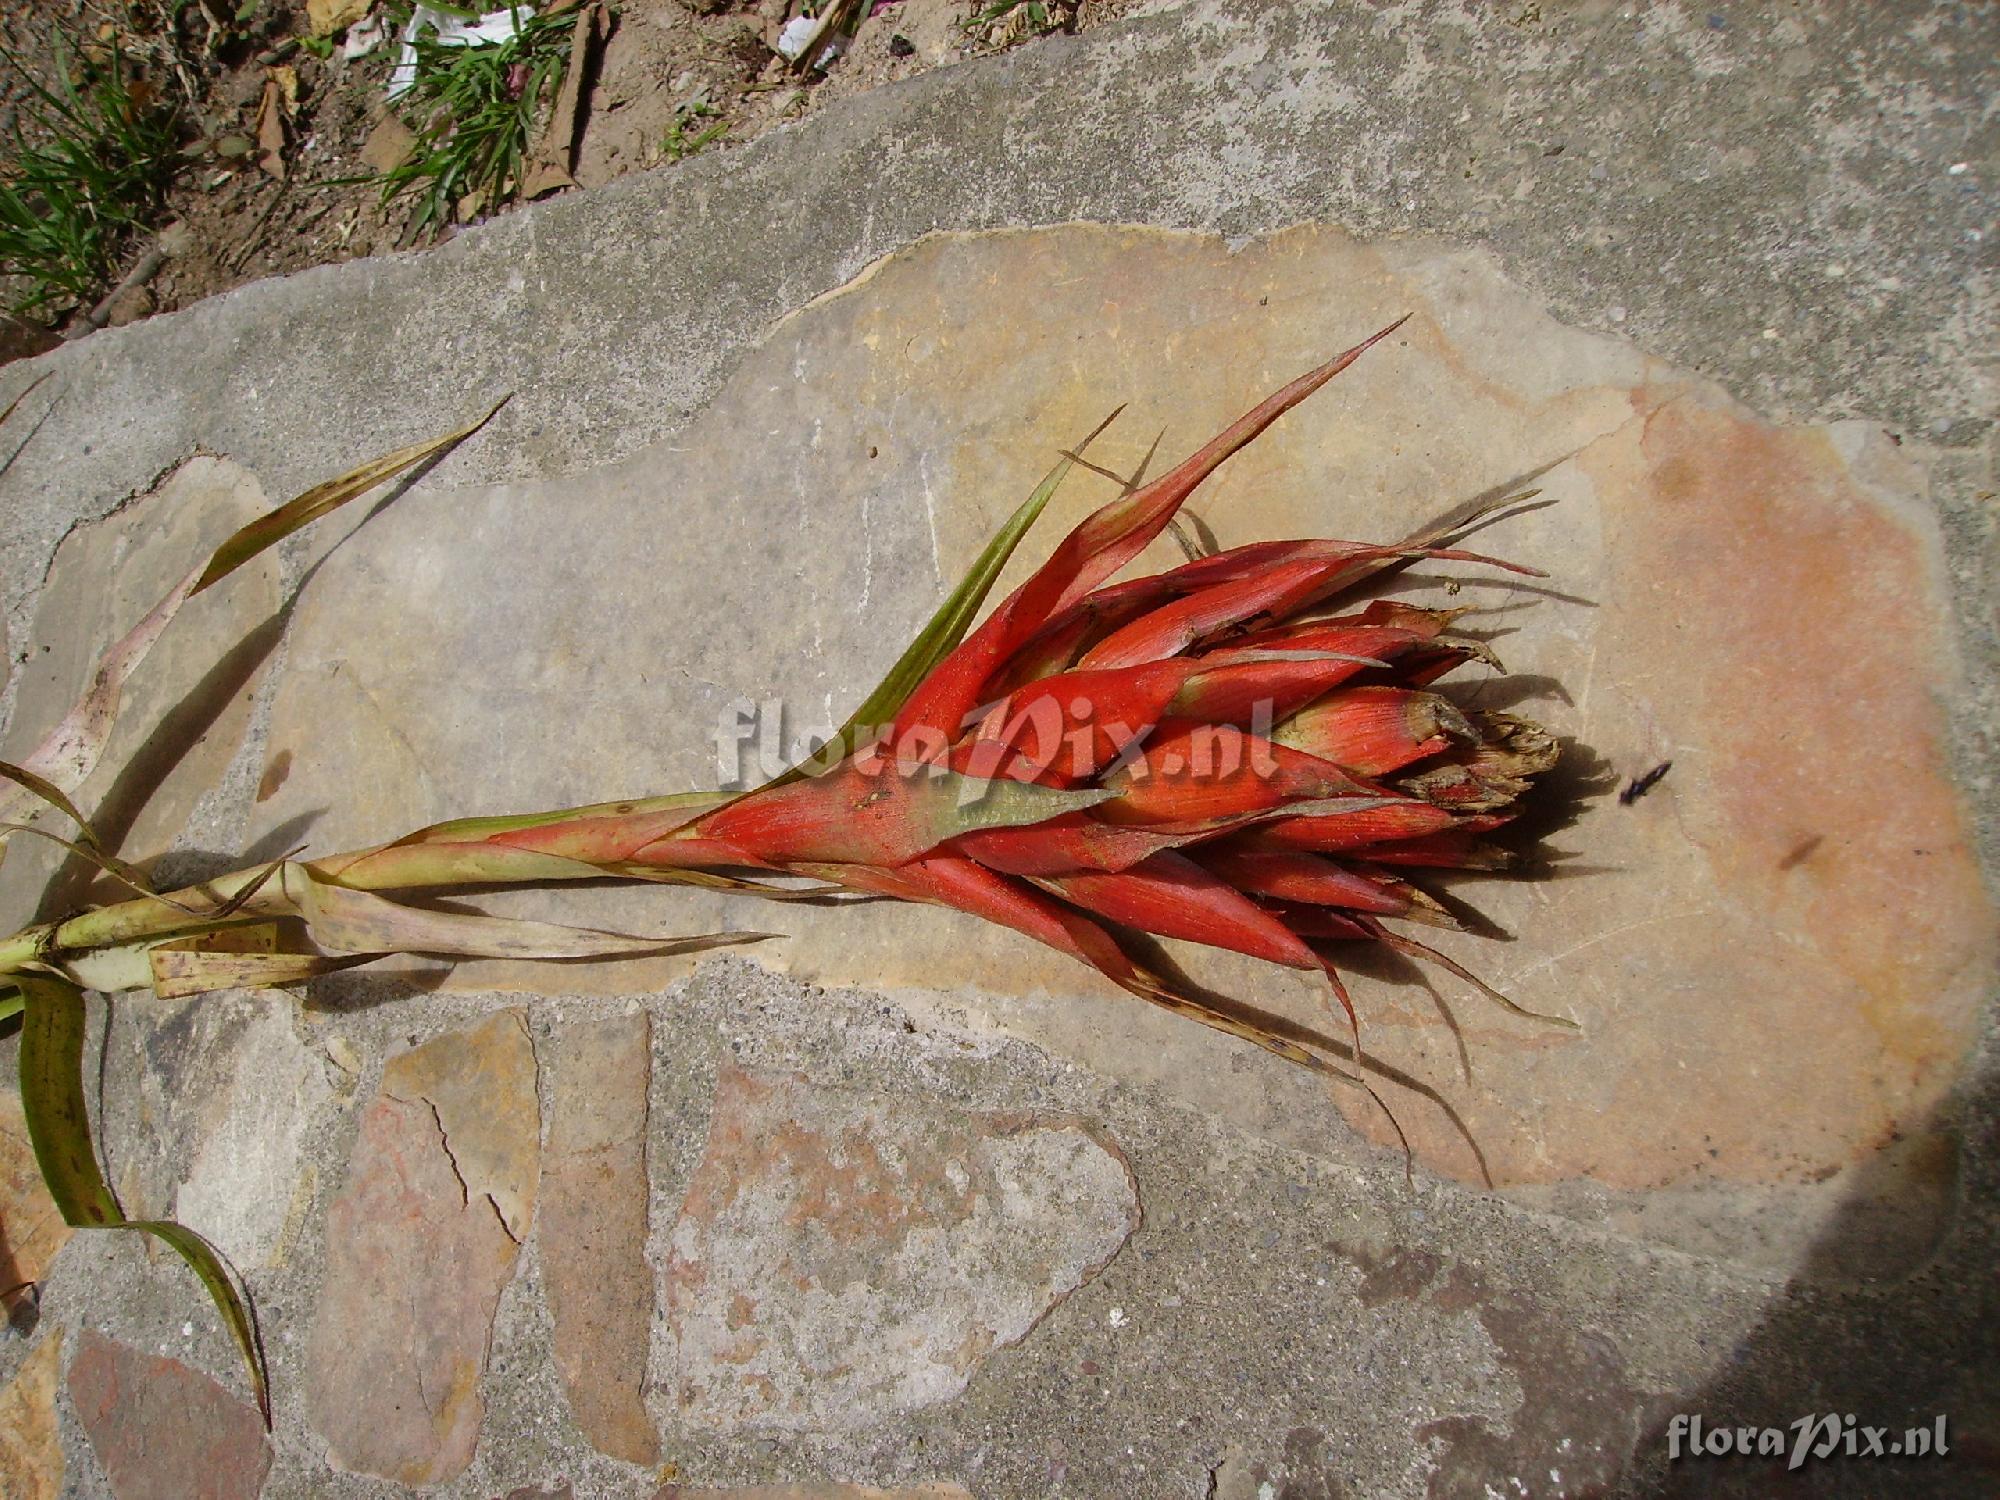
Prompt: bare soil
<box><xmin>0</xmin><ymin>1</ymin><xmax>1139</xmax><ymax>352</ymax></box>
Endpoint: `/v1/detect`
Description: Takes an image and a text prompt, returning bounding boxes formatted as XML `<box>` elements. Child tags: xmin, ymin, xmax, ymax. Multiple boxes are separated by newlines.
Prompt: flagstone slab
<box><xmin>79</xmin><ymin>989</ymin><xmax>329</xmax><ymax>1279</ymax></box>
<box><xmin>0</xmin><ymin>1091</ymin><xmax>69</xmax><ymax>1321</ymax></box>
<box><xmin>166</xmin><ymin>993</ymin><xmax>332</xmax><ymax>1272</ymax></box>
<box><xmin>304</xmin><ymin>1008</ymin><xmax>539</xmax><ymax>1485</ymax></box>
<box><xmin>0</xmin><ymin>1328</ymin><xmax>63</xmax><ymax>1500</ymax></box>
<box><xmin>67</xmin><ymin>1326</ymin><xmax>272</xmax><ymax>1500</ymax></box>
<box><xmin>244</xmin><ymin>223</ymin><xmax>1992</xmax><ymax>1272</ymax></box>
<box><xmin>541</xmin><ymin>1006</ymin><xmax>658</xmax><ymax>1464</ymax></box>
<box><xmin>0</xmin><ymin>457</ymin><xmax>280</xmax><ymax>933</ymax></box>
<box><xmin>660</xmin><ymin>1066</ymin><xmax>1137</xmax><ymax>1433</ymax></box>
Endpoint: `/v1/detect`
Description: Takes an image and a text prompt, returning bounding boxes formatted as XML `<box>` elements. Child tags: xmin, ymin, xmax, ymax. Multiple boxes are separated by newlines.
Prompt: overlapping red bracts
<box><xmin>427</xmin><ymin>329</ymin><xmax>1560</xmax><ymax>1080</ymax></box>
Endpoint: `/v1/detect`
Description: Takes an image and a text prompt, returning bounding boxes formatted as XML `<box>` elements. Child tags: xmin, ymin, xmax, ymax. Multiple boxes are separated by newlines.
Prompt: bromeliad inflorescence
<box><xmin>0</xmin><ymin>319</ymin><xmax>1570</xmax><ymax>1415</ymax></box>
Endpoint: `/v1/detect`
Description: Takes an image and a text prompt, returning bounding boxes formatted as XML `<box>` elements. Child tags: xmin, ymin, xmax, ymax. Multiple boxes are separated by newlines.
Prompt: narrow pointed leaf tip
<box><xmin>893</xmin><ymin>319</ymin><xmax>1414</xmax><ymax>740</ymax></box>
<box><xmin>193</xmin><ymin>395</ymin><xmax>510</xmax><ymax>595</ymax></box>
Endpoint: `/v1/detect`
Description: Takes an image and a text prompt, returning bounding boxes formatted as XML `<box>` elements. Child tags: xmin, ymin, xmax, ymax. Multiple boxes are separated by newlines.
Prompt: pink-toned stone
<box><xmin>381</xmin><ymin>1009</ymin><xmax>541</xmax><ymax>1239</ymax></box>
<box><xmin>541</xmin><ymin>1007</ymin><xmax>658</xmax><ymax>1464</ymax></box>
<box><xmin>0</xmin><ymin>1328</ymin><xmax>63</xmax><ymax>1500</ymax></box>
<box><xmin>67</xmin><ymin>1327</ymin><xmax>271</xmax><ymax>1500</ymax></box>
<box><xmin>662</xmin><ymin>1067</ymin><xmax>1136</xmax><ymax>1433</ymax></box>
<box><xmin>0</xmin><ymin>1091</ymin><xmax>69</xmax><ymax>1314</ymax></box>
<box><xmin>304</xmin><ymin>1010</ymin><xmax>539</xmax><ymax>1484</ymax></box>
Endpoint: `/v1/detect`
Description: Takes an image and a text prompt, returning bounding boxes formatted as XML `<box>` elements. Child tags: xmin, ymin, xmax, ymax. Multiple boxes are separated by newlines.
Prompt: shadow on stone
<box><xmin>33</xmin><ymin>610</ymin><xmax>287</xmax><ymax>922</ymax></box>
<box><xmin>1120</xmin><ymin>931</ymin><xmax>1497</xmax><ymax>1187</ymax></box>
<box><xmin>1616</xmin><ymin>1066</ymin><xmax>1999</xmax><ymax>1499</ymax></box>
<box><xmin>296</xmin><ymin>966</ymin><xmax>452</xmax><ymax>1015</ymax></box>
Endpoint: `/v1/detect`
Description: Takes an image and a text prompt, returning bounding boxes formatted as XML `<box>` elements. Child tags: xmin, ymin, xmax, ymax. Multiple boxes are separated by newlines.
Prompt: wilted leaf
<box><xmin>14</xmin><ymin>974</ymin><xmax>268</xmax><ymax>1422</ymax></box>
<box><xmin>279</xmin><ymin>862</ymin><xmax>772</xmax><ymax>960</ymax></box>
<box><xmin>253</xmin><ymin>78</ymin><xmax>287</xmax><ymax>180</ymax></box>
<box><xmin>194</xmin><ymin>397</ymin><xmax>507</xmax><ymax>595</ymax></box>
<box><xmin>148</xmin><ymin>947</ymin><xmax>374</xmax><ymax>1000</ymax></box>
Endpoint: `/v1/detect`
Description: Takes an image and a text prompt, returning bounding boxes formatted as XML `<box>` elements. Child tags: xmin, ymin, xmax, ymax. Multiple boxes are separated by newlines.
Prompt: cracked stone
<box><xmin>381</xmin><ymin>1009</ymin><xmax>540</xmax><ymax>1240</ymax></box>
<box><xmin>661</xmin><ymin>1066</ymin><xmax>1137</xmax><ymax>1433</ymax></box>
<box><xmin>305</xmin><ymin>1009</ymin><xmax>539</xmax><ymax>1484</ymax></box>
<box><xmin>542</xmin><ymin>1007</ymin><xmax>658</xmax><ymax>1464</ymax></box>
<box><xmin>67</xmin><ymin>1326</ymin><xmax>271</xmax><ymax>1500</ymax></box>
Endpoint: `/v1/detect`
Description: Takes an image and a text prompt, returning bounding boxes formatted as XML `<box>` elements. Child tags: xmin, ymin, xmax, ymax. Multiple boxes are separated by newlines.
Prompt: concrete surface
<box><xmin>1</xmin><ymin>3</ymin><xmax>1996</xmax><ymax>1497</ymax></box>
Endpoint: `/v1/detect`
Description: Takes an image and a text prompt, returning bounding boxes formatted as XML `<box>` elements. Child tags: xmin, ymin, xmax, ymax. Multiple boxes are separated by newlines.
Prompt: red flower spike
<box><xmin>1095</xmin><ymin>723</ymin><xmax>1373</xmax><ymax>826</ymax></box>
<box><xmin>337</xmin><ymin>336</ymin><xmax>1573</xmax><ymax>1168</ymax></box>
<box><xmin>1194</xmin><ymin>847</ymin><xmax>1418</xmax><ymax>916</ymax></box>
<box><xmin>1231</xmin><ymin>799</ymin><xmax>1459</xmax><ymax>853</ymax></box>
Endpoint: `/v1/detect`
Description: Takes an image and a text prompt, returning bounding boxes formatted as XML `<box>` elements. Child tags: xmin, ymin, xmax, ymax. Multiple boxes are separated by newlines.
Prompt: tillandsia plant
<box><xmin>0</xmin><ymin>319</ymin><xmax>1569</xmax><ymax>1416</ymax></box>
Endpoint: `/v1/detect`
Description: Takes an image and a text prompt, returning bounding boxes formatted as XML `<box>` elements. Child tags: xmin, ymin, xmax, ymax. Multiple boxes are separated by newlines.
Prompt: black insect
<box><xmin>1620</xmin><ymin>760</ymin><xmax>1673</xmax><ymax>806</ymax></box>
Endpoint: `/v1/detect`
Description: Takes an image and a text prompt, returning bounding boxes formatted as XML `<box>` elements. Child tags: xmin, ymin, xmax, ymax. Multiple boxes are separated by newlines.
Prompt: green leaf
<box><xmin>755</xmin><ymin>407</ymin><xmax>1123</xmax><ymax>795</ymax></box>
<box><xmin>14</xmin><ymin>974</ymin><xmax>269</xmax><ymax>1423</ymax></box>
<box><xmin>194</xmin><ymin>396</ymin><xmax>509</xmax><ymax>594</ymax></box>
<box><xmin>15</xmin><ymin>976</ymin><xmax>120</xmax><ymax>1229</ymax></box>
<box><xmin>910</xmin><ymin>771</ymin><xmax>1119</xmax><ymax>842</ymax></box>
<box><xmin>123</xmin><ymin>1218</ymin><xmax>269</xmax><ymax>1423</ymax></box>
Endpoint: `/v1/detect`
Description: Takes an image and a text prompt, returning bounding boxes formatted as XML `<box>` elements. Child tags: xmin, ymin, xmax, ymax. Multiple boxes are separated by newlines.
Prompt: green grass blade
<box><xmin>15</xmin><ymin>973</ymin><xmax>270</xmax><ymax>1421</ymax></box>
<box><xmin>755</xmin><ymin>407</ymin><xmax>1122</xmax><ymax>794</ymax></box>
<box><xmin>194</xmin><ymin>396</ymin><xmax>509</xmax><ymax>594</ymax></box>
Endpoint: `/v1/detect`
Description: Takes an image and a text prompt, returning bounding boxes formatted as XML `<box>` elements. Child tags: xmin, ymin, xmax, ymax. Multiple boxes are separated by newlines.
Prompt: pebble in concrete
<box><xmin>304</xmin><ymin>1009</ymin><xmax>539</xmax><ymax>1485</ymax></box>
<box><xmin>661</xmin><ymin>1066</ymin><xmax>1137</xmax><ymax>1433</ymax></box>
<box><xmin>0</xmin><ymin>1327</ymin><xmax>63</xmax><ymax>1500</ymax></box>
<box><xmin>541</xmin><ymin>1007</ymin><xmax>658</xmax><ymax>1464</ymax></box>
<box><xmin>67</xmin><ymin>1326</ymin><xmax>272</xmax><ymax>1500</ymax></box>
